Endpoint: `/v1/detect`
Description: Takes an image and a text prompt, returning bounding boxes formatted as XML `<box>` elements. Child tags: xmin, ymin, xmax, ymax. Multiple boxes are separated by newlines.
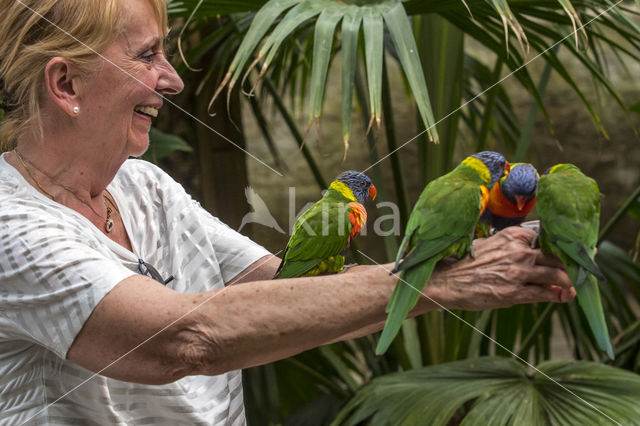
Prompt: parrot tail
<box><xmin>576</xmin><ymin>268</ymin><xmax>614</xmax><ymax>359</ymax></box>
<box><xmin>376</xmin><ymin>258</ymin><xmax>438</xmax><ymax>355</ymax></box>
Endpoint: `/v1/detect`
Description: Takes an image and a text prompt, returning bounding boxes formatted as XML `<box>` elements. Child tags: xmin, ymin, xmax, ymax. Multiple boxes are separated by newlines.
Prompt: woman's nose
<box><xmin>156</xmin><ymin>54</ymin><xmax>184</xmax><ymax>95</ymax></box>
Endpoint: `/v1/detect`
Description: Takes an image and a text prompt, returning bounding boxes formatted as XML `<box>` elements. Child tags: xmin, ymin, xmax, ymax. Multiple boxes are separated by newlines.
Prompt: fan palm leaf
<box><xmin>204</xmin><ymin>0</ymin><xmax>440</xmax><ymax>152</ymax></box>
<box><xmin>333</xmin><ymin>356</ymin><xmax>640</xmax><ymax>426</ymax></box>
<box><xmin>169</xmin><ymin>0</ymin><xmax>639</xmax><ymax>150</ymax></box>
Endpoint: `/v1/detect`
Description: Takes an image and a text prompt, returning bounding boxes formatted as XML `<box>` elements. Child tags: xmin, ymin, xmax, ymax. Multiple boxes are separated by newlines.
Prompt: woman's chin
<box><xmin>128</xmin><ymin>138</ymin><xmax>150</xmax><ymax>158</ymax></box>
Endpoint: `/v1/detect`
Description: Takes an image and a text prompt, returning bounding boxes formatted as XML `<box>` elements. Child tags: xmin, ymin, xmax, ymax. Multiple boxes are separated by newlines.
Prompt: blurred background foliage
<box><xmin>151</xmin><ymin>0</ymin><xmax>640</xmax><ymax>424</ymax></box>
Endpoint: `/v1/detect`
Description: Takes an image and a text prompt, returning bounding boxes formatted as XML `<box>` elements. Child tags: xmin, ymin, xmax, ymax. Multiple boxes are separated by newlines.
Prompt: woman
<box><xmin>0</xmin><ymin>0</ymin><xmax>574</xmax><ymax>424</ymax></box>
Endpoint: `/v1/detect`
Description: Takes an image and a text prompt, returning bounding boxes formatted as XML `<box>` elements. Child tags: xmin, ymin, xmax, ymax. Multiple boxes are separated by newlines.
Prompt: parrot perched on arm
<box><xmin>536</xmin><ymin>163</ymin><xmax>613</xmax><ymax>359</ymax></box>
<box><xmin>274</xmin><ymin>170</ymin><xmax>377</xmax><ymax>279</ymax></box>
<box><xmin>481</xmin><ymin>162</ymin><xmax>539</xmax><ymax>232</ymax></box>
<box><xmin>375</xmin><ymin>151</ymin><xmax>508</xmax><ymax>355</ymax></box>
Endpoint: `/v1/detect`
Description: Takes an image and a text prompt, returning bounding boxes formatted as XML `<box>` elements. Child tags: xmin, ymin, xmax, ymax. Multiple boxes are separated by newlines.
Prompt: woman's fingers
<box><xmin>517</xmin><ymin>283</ymin><xmax>575</xmax><ymax>304</ymax></box>
<box><xmin>523</xmin><ymin>264</ymin><xmax>572</xmax><ymax>288</ymax></box>
<box><xmin>534</xmin><ymin>251</ymin><xmax>565</xmax><ymax>268</ymax></box>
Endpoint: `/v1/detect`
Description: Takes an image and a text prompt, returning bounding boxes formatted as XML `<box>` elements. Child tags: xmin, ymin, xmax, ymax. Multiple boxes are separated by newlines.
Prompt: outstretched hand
<box><xmin>426</xmin><ymin>226</ymin><xmax>575</xmax><ymax>311</ymax></box>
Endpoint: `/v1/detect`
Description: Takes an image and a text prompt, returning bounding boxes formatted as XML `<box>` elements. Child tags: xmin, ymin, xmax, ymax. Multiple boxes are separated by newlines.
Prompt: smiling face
<box><xmin>77</xmin><ymin>0</ymin><xmax>183</xmax><ymax>158</ymax></box>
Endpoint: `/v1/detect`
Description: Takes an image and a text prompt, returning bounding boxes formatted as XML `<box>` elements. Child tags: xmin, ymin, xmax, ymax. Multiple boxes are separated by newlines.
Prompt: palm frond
<box><xmin>209</xmin><ymin>0</ymin><xmax>441</xmax><ymax>151</ymax></box>
<box><xmin>333</xmin><ymin>357</ymin><xmax>640</xmax><ymax>426</ymax></box>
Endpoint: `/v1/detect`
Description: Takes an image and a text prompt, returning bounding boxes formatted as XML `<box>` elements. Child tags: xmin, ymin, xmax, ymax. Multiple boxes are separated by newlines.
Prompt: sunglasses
<box><xmin>138</xmin><ymin>259</ymin><xmax>174</xmax><ymax>285</ymax></box>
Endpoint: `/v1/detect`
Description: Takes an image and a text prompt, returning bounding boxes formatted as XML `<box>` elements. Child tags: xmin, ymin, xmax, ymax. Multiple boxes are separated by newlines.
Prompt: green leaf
<box><xmin>362</xmin><ymin>6</ymin><xmax>384</xmax><ymax>130</ymax></box>
<box><xmin>333</xmin><ymin>357</ymin><xmax>640</xmax><ymax>425</ymax></box>
<box><xmin>384</xmin><ymin>3</ymin><xmax>439</xmax><ymax>142</ymax></box>
<box><xmin>340</xmin><ymin>12</ymin><xmax>361</xmax><ymax>148</ymax></box>
<box><xmin>309</xmin><ymin>9</ymin><xmax>342</xmax><ymax>122</ymax></box>
<box><xmin>250</xmin><ymin>2</ymin><xmax>321</xmax><ymax>87</ymax></box>
<box><xmin>487</xmin><ymin>0</ymin><xmax>528</xmax><ymax>54</ymax></box>
<box><xmin>142</xmin><ymin>128</ymin><xmax>192</xmax><ymax>162</ymax></box>
<box><xmin>210</xmin><ymin>0</ymin><xmax>299</xmax><ymax>104</ymax></box>
<box><xmin>628</xmin><ymin>196</ymin><xmax>640</xmax><ymax>221</ymax></box>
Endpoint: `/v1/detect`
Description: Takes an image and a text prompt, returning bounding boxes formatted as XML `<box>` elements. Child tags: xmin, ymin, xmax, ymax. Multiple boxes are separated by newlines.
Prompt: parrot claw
<box><xmin>338</xmin><ymin>263</ymin><xmax>359</xmax><ymax>274</ymax></box>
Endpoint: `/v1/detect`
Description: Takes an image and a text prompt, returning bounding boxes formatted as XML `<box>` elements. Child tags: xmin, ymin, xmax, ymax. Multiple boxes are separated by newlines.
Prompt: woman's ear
<box><xmin>44</xmin><ymin>57</ymin><xmax>80</xmax><ymax>117</ymax></box>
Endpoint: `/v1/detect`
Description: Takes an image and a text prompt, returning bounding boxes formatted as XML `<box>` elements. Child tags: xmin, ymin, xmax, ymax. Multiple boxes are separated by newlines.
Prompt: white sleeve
<box><xmin>131</xmin><ymin>160</ymin><xmax>272</xmax><ymax>285</ymax></box>
<box><xmin>0</xmin><ymin>213</ymin><xmax>136</xmax><ymax>359</ymax></box>
<box><xmin>194</xmin><ymin>204</ymin><xmax>272</xmax><ymax>283</ymax></box>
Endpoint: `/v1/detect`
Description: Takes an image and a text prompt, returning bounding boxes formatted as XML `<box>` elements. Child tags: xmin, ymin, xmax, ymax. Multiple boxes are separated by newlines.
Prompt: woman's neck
<box><xmin>13</xmin><ymin>134</ymin><xmax>122</xmax><ymax>200</ymax></box>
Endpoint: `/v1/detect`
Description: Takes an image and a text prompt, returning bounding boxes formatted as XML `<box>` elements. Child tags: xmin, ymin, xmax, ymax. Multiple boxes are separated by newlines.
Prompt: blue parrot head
<box><xmin>501</xmin><ymin>163</ymin><xmax>539</xmax><ymax>207</ymax></box>
<box><xmin>335</xmin><ymin>170</ymin><xmax>377</xmax><ymax>204</ymax></box>
<box><xmin>471</xmin><ymin>151</ymin><xmax>508</xmax><ymax>187</ymax></box>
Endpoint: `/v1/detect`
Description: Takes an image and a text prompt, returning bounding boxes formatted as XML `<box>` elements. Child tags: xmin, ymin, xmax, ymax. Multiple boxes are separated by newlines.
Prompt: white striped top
<box><xmin>0</xmin><ymin>156</ymin><xmax>270</xmax><ymax>425</ymax></box>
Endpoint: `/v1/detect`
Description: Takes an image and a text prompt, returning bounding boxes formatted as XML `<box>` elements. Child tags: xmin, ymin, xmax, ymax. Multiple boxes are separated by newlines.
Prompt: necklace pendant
<box><xmin>106</xmin><ymin>218</ymin><xmax>114</xmax><ymax>233</ymax></box>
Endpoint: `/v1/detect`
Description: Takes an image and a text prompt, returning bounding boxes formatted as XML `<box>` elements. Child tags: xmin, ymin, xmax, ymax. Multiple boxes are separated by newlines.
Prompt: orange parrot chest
<box><xmin>348</xmin><ymin>202</ymin><xmax>367</xmax><ymax>240</ymax></box>
<box><xmin>487</xmin><ymin>183</ymin><xmax>536</xmax><ymax>218</ymax></box>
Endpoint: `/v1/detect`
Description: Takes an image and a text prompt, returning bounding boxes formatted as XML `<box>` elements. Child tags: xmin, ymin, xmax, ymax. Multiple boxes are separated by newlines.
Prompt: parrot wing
<box><xmin>537</xmin><ymin>164</ymin><xmax>612</xmax><ymax>358</ymax></box>
<box><xmin>274</xmin><ymin>200</ymin><xmax>354</xmax><ymax>279</ymax></box>
<box><xmin>378</xmin><ymin>172</ymin><xmax>485</xmax><ymax>355</ymax></box>
<box><xmin>537</xmin><ymin>166</ymin><xmax>603</xmax><ymax>279</ymax></box>
<box><xmin>556</xmin><ymin>239</ymin><xmax>604</xmax><ymax>281</ymax></box>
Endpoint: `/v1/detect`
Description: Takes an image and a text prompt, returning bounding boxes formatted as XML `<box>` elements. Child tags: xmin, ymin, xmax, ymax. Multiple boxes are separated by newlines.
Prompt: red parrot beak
<box><xmin>368</xmin><ymin>184</ymin><xmax>377</xmax><ymax>200</ymax></box>
<box><xmin>515</xmin><ymin>195</ymin><xmax>526</xmax><ymax>211</ymax></box>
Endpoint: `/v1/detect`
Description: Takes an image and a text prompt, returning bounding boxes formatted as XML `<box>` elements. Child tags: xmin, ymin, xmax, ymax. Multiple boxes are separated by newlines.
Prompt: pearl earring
<box><xmin>73</xmin><ymin>106</ymin><xmax>80</xmax><ymax>114</ymax></box>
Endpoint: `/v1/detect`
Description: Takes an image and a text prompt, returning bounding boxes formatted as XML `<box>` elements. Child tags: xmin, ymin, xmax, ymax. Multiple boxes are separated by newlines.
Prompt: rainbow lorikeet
<box><xmin>536</xmin><ymin>163</ymin><xmax>613</xmax><ymax>359</ymax></box>
<box><xmin>274</xmin><ymin>171</ymin><xmax>377</xmax><ymax>279</ymax></box>
<box><xmin>376</xmin><ymin>151</ymin><xmax>508</xmax><ymax>355</ymax></box>
<box><xmin>481</xmin><ymin>162</ymin><xmax>539</xmax><ymax>232</ymax></box>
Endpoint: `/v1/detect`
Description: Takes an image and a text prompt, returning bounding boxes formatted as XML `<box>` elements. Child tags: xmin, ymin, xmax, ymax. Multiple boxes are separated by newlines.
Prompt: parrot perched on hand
<box><xmin>376</xmin><ymin>151</ymin><xmax>508</xmax><ymax>355</ymax></box>
<box><xmin>481</xmin><ymin>162</ymin><xmax>539</xmax><ymax>232</ymax></box>
<box><xmin>274</xmin><ymin>170</ymin><xmax>377</xmax><ymax>279</ymax></box>
<box><xmin>536</xmin><ymin>163</ymin><xmax>613</xmax><ymax>359</ymax></box>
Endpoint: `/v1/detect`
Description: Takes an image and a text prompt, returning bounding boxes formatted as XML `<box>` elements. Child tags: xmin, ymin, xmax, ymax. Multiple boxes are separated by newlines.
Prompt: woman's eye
<box><xmin>140</xmin><ymin>52</ymin><xmax>157</xmax><ymax>63</ymax></box>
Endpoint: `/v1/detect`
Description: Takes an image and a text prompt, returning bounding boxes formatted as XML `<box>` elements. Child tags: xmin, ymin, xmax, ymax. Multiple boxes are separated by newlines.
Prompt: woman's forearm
<box><xmin>183</xmin><ymin>263</ymin><xmax>438</xmax><ymax>375</ymax></box>
<box><xmin>184</xmin><ymin>227</ymin><xmax>573</xmax><ymax>376</ymax></box>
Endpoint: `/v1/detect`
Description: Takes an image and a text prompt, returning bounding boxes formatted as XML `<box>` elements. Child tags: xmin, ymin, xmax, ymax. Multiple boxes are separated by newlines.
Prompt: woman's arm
<box><xmin>226</xmin><ymin>254</ymin><xmax>281</xmax><ymax>285</ymax></box>
<box><xmin>67</xmin><ymin>227</ymin><xmax>572</xmax><ymax>385</ymax></box>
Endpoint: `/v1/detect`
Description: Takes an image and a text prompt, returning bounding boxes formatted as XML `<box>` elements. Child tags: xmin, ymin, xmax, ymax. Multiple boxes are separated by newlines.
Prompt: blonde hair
<box><xmin>0</xmin><ymin>0</ymin><xmax>169</xmax><ymax>150</ymax></box>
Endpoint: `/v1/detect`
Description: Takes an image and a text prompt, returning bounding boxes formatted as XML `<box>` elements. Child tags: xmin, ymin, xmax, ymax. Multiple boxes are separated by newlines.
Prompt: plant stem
<box><xmin>475</xmin><ymin>58</ymin><xmax>503</xmax><ymax>152</ymax></box>
<box><xmin>355</xmin><ymin>63</ymin><xmax>399</xmax><ymax>261</ymax></box>
<box><xmin>517</xmin><ymin>303</ymin><xmax>557</xmax><ymax>360</ymax></box>
<box><xmin>514</xmin><ymin>60</ymin><xmax>553</xmax><ymax>162</ymax></box>
<box><xmin>381</xmin><ymin>55</ymin><xmax>410</xmax><ymax>229</ymax></box>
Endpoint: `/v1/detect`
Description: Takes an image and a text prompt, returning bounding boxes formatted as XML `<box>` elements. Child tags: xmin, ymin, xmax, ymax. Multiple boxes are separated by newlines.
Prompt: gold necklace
<box><xmin>13</xmin><ymin>148</ymin><xmax>118</xmax><ymax>233</ymax></box>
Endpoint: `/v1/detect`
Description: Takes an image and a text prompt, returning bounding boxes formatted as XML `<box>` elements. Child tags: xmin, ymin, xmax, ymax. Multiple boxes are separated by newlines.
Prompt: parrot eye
<box><xmin>359</xmin><ymin>181</ymin><xmax>366</xmax><ymax>187</ymax></box>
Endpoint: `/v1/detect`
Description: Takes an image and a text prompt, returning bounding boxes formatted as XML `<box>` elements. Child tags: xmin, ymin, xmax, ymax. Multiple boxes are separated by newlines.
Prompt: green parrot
<box><xmin>274</xmin><ymin>170</ymin><xmax>377</xmax><ymax>279</ymax></box>
<box><xmin>536</xmin><ymin>163</ymin><xmax>614</xmax><ymax>359</ymax></box>
<box><xmin>376</xmin><ymin>151</ymin><xmax>508</xmax><ymax>355</ymax></box>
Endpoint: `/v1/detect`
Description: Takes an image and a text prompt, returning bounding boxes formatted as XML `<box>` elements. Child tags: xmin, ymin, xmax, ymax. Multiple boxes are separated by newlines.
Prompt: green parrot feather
<box><xmin>274</xmin><ymin>192</ymin><xmax>355</xmax><ymax>279</ymax></box>
<box><xmin>274</xmin><ymin>171</ymin><xmax>375</xmax><ymax>279</ymax></box>
<box><xmin>537</xmin><ymin>163</ymin><xmax>613</xmax><ymax>359</ymax></box>
<box><xmin>376</xmin><ymin>155</ymin><xmax>495</xmax><ymax>355</ymax></box>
